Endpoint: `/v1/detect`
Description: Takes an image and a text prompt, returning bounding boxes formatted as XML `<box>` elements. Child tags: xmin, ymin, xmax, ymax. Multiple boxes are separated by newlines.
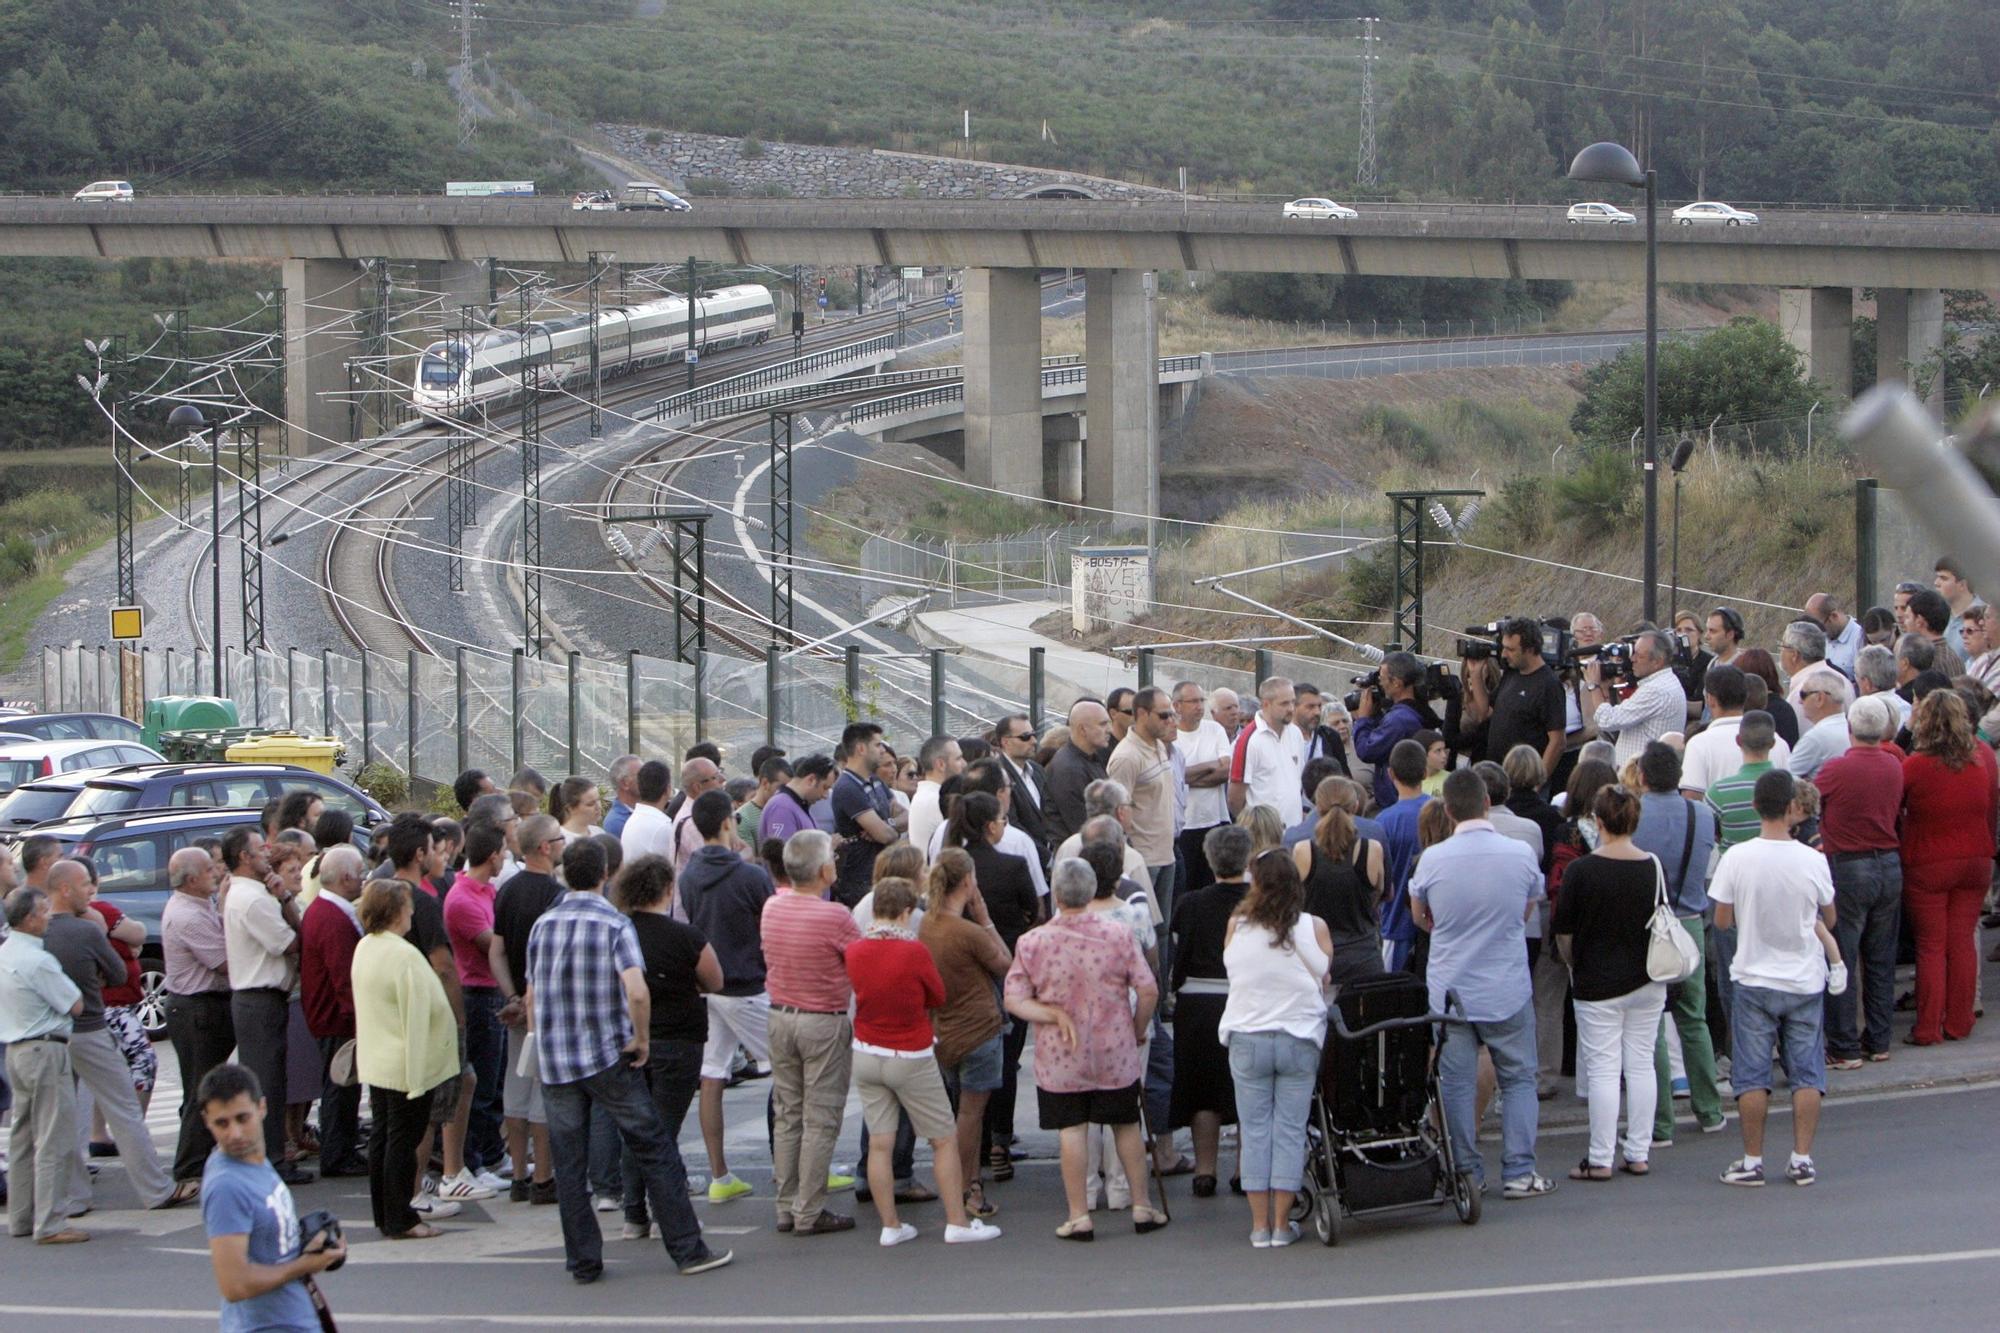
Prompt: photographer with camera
<box><xmin>1462</xmin><ymin>618</ymin><xmax>1567</xmax><ymax>783</ymax></box>
<box><xmin>200</xmin><ymin>1062</ymin><xmax>344</xmax><ymax>1332</ymax></box>
<box><xmin>1581</xmin><ymin>630</ymin><xmax>1688</xmax><ymax>767</ymax></box>
<box><xmin>1351</xmin><ymin>653</ymin><xmax>1429</xmax><ymax>813</ymax></box>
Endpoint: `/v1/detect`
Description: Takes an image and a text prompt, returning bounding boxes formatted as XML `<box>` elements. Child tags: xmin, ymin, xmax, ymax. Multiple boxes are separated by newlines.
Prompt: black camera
<box><xmin>299</xmin><ymin>1209</ymin><xmax>345</xmax><ymax>1270</ymax></box>
<box><xmin>1459</xmin><ymin>623</ymin><xmax>1503</xmax><ymax>661</ymax></box>
<box><xmin>1567</xmin><ymin>639</ymin><xmax>1634</xmax><ymax>684</ymax></box>
<box><xmin>1421</xmin><ymin>661</ymin><xmax>1462</xmax><ymax>705</ymax></box>
<box><xmin>1341</xmin><ymin>671</ymin><xmax>1382</xmax><ymax>715</ymax></box>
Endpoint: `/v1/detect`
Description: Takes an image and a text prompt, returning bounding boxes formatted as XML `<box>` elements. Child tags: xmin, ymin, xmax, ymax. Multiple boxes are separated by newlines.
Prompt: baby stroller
<box><xmin>1292</xmin><ymin>971</ymin><xmax>1481</xmax><ymax>1245</ymax></box>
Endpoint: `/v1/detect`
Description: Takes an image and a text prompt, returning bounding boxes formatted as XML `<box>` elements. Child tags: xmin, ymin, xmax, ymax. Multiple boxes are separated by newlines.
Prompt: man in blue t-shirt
<box><xmin>829</xmin><ymin>722</ymin><xmax>902</xmax><ymax>907</ymax></box>
<box><xmin>201</xmin><ymin>1062</ymin><xmax>344</xmax><ymax>1333</ymax></box>
<box><xmin>1373</xmin><ymin>739</ymin><xmax>1434</xmax><ymax>973</ymax></box>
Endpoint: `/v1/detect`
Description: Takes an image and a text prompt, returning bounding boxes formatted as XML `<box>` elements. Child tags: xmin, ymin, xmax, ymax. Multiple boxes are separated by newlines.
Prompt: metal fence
<box><xmin>860</xmin><ymin>523</ymin><xmax>1122</xmax><ymax>607</ymax></box>
<box><xmin>39</xmin><ymin>633</ymin><xmax>1394</xmax><ymax>799</ymax></box>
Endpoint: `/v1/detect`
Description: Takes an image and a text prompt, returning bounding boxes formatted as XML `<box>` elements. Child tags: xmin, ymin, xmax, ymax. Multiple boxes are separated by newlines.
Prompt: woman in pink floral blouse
<box><xmin>1004</xmin><ymin>858</ymin><xmax>1166</xmax><ymax>1241</ymax></box>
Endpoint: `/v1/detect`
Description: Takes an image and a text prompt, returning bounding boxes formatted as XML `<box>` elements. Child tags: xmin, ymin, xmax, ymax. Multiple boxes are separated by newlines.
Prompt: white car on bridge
<box><xmin>1672</xmin><ymin>201</ymin><xmax>1759</xmax><ymax>226</ymax></box>
<box><xmin>73</xmin><ymin>180</ymin><xmax>134</xmax><ymax>203</ymax></box>
<box><xmin>1283</xmin><ymin>197</ymin><xmax>1358</xmax><ymax>220</ymax></box>
<box><xmin>1567</xmin><ymin>201</ymin><xmax>1635</xmax><ymax>225</ymax></box>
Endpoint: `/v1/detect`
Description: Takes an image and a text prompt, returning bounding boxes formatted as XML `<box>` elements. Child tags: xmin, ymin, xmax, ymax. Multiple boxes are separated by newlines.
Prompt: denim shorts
<box><xmin>942</xmin><ymin>1031</ymin><xmax>1004</xmax><ymax>1095</ymax></box>
<box><xmin>1729</xmin><ymin>984</ymin><xmax>1826</xmax><ymax>1096</ymax></box>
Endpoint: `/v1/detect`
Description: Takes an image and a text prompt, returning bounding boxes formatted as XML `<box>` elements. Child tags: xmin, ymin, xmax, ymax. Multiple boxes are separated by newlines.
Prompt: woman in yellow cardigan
<box><xmin>352</xmin><ymin>879</ymin><xmax>460</xmax><ymax>1239</ymax></box>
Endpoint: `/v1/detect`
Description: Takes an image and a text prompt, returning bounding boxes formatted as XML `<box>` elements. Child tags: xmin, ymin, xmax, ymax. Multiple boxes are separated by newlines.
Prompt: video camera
<box><xmin>1459</xmin><ymin>619</ymin><xmax>1571</xmax><ymax>666</ymax></box>
<box><xmin>1565</xmin><ymin>638</ymin><xmax>1636</xmax><ymax>688</ymax></box>
<box><xmin>1342</xmin><ymin>662</ymin><xmax>1462</xmax><ymax>713</ymax></box>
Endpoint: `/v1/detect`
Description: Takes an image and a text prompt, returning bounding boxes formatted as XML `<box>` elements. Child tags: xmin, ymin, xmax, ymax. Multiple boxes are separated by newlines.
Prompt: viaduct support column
<box><xmin>1778</xmin><ymin>287</ymin><xmax>1852</xmax><ymax>396</ymax></box>
<box><xmin>1876</xmin><ymin>288</ymin><xmax>1945</xmax><ymax>410</ymax></box>
<box><xmin>1083</xmin><ymin>269</ymin><xmax>1158</xmax><ymax>524</ymax></box>
<box><xmin>283</xmin><ymin>258</ymin><xmax>365</xmax><ymax>452</ymax></box>
<box><xmin>963</xmin><ymin>267</ymin><xmax>1045</xmax><ymax>498</ymax></box>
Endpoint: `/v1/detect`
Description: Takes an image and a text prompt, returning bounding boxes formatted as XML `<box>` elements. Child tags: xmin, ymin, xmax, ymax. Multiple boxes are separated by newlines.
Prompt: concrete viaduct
<box><xmin>2</xmin><ymin>196</ymin><xmax>1992</xmax><ymax>516</ymax></box>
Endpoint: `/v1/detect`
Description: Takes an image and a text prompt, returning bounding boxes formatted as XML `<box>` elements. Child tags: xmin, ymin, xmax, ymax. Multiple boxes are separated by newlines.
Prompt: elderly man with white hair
<box><xmin>162</xmin><ymin>844</ymin><xmax>237</xmax><ymax>1188</ymax></box>
<box><xmin>1005</xmin><ymin>858</ymin><xmax>1163</xmax><ymax>1240</ymax></box>
<box><xmin>1582</xmin><ymin>630</ymin><xmax>1689</xmax><ymax>768</ymax></box>
<box><xmin>300</xmin><ymin>844</ymin><xmax>369</xmax><ymax>1177</ymax></box>
<box><xmin>1780</xmin><ymin>619</ymin><xmax>1846</xmax><ymax>715</ymax></box>
<box><xmin>1813</xmin><ymin>695</ymin><xmax>1905</xmax><ymax>1068</ymax></box>
<box><xmin>1853</xmin><ymin>644</ymin><xmax>1911</xmax><ymax>730</ymax></box>
<box><xmin>1788</xmin><ymin>671</ymin><xmax>1854</xmax><ymax>780</ymax></box>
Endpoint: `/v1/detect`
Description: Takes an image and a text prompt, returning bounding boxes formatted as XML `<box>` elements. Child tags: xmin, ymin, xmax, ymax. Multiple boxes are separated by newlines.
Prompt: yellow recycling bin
<box><xmin>223</xmin><ymin>732</ymin><xmax>348</xmax><ymax>775</ymax></box>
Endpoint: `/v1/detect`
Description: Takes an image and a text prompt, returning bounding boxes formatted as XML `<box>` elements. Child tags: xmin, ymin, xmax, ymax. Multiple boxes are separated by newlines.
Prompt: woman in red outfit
<box><xmin>1898</xmin><ymin>691</ymin><xmax>1998</xmax><ymax>1044</ymax></box>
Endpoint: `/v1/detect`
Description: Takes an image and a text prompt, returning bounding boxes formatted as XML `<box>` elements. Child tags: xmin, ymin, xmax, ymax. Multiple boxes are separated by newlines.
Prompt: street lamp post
<box><xmin>168</xmin><ymin>403</ymin><xmax>224</xmax><ymax>696</ymax></box>
<box><xmin>1568</xmin><ymin>141</ymin><xmax>1659</xmax><ymax>623</ymax></box>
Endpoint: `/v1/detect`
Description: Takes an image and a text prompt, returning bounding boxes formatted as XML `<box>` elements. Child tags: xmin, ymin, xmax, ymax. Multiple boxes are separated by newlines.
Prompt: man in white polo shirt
<box><xmin>1681</xmin><ymin>662</ymin><xmax>1790</xmax><ymax>797</ymax></box>
<box><xmin>1241</xmin><ymin>676</ymin><xmax>1304</xmax><ymax>828</ymax></box>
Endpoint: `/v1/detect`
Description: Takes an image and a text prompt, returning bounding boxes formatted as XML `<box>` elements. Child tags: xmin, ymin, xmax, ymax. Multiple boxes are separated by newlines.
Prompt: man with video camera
<box><xmin>1351</xmin><ymin>652</ymin><xmax>1429</xmax><ymax>812</ymax></box>
<box><xmin>1582</xmin><ymin>630</ymin><xmax>1688</xmax><ymax>767</ymax></box>
<box><xmin>1461</xmin><ymin>617</ymin><xmax>1566</xmax><ymax>784</ymax></box>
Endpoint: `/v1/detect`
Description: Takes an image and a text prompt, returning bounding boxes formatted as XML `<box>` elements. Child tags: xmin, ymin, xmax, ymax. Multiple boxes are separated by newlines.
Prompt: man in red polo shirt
<box><xmin>1813</xmin><ymin>695</ymin><xmax>1906</xmax><ymax>1068</ymax></box>
<box><xmin>761</xmin><ymin>826</ymin><xmax>862</xmax><ymax>1237</ymax></box>
<box><xmin>298</xmin><ymin>845</ymin><xmax>367</xmax><ymax>1176</ymax></box>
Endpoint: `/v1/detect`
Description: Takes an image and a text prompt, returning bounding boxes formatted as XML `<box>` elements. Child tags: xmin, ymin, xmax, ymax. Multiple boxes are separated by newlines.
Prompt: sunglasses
<box><xmin>1153</xmin><ymin>710</ymin><xmax>1174</xmax><ymax>721</ymax></box>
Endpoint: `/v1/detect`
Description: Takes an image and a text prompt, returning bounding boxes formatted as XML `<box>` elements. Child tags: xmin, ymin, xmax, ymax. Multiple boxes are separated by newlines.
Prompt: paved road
<box><xmin>10</xmin><ymin>1038</ymin><xmax>1994</xmax><ymax>1330</ymax></box>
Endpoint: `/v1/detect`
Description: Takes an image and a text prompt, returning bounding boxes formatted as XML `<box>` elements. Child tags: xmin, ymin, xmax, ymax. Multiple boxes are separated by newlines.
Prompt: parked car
<box><xmin>1567</xmin><ymin>201</ymin><xmax>1636</xmax><ymax>225</ymax></box>
<box><xmin>1672</xmin><ymin>201</ymin><xmax>1759</xmax><ymax>226</ymax></box>
<box><xmin>570</xmin><ymin>189</ymin><xmax>616</xmax><ymax>211</ymax></box>
<box><xmin>0</xmin><ymin>738</ymin><xmax>164</xmax><ymax>794</ymax></box>
<box><xmin>73</xmin><ymin>180</ymin><xmax>134</xmax><ymax>202</ymax></box>
<box><xmin>617</xmin><ymin>183</ymin><xmax>692</xmax><ymax>212</ymax></box>
<box><xmin>1</xmin><ymin>807</ymin><xmax>373</xmax><ymax>1038</ymax></box>
<box><xmin>1282</xmin><ymin>197</ymin><xmax>1359</xmax><ymax>220</ymax></box>
<box><xmin>0</xmin><ymin>761</ymin><xmax>388</xmax><ymax>831</ymax></box>
<box><xmin>0</xmin><ymin>711</ymin><xmax>147</xmax><ymax>743</ymax></box>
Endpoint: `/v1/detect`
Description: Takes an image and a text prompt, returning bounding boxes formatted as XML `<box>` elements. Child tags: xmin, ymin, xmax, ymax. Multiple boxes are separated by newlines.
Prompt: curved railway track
<box><xmin>185</xmin><ymin>292</ymin><xmax>955</xmax><ymax>659</ymax></box>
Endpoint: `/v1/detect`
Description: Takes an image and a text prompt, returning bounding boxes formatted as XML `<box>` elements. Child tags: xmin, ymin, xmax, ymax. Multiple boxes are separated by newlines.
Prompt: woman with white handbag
<box><xmin>1551</xmin><ymin>785</ymin><xmax>1671</xmax><ymax>1181</ymax></box>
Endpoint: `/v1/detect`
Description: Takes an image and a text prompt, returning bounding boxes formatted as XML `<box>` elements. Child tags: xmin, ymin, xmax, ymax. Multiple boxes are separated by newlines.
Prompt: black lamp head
<box><xmin>166</xmin><ymin>403</ymin><xmax>208</xmax><ymax>431</ymax></box>
<box><xmin>1567</xmin><ymin>142</ymin><xmax>1645</xmax><ymax>189</ymax></box>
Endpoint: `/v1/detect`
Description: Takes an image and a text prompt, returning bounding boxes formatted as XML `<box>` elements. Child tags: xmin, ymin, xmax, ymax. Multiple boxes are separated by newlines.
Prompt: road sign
<box><xmin>901</xmin><ymin>267</ymin><xmax>924</xmax><ymax>281</ymax></box>
<box><xmin>817</xmin><ymin>295</ymin><xmax>829</xmax><ymax>308</ymax></box>
<box><xmin>944</xmin><ymin>293</ymin><xmax>958</xmax><ymax>308</ymax></box>
<box><xmin>687</xmin><ymin>349</ymin><xmax>700</xmax><ymax>365</ymax></box>
<box><xmin>109</xmin><ymin>606</ymin><xmax>143</xmax><ymax>640</ymax></box>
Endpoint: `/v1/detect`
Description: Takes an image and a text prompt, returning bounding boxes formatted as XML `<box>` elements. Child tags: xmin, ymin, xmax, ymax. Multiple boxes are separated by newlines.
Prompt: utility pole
<box><xmin>587</xmin><ymin>252</ymin><xmax>609</xmax><ymax>437</ymax></box>
<box><xmin>458</xmin><ymin>0</ymin><xmax>477</xmax><ymax>148</ymax></box>
<box><xmin>1357</xmin><ymin>16</ymin><xmax>1380</xmax><ymax>190</ymax></box>
<box><xmin>518</xmin><ymin>281</ymin><xmax>543</xmax><ymax>658</ymax></box>
<box><xmin>685</xmin><ymin>256</ymin><xmax>698</xmax><ymax>392</ymax></box>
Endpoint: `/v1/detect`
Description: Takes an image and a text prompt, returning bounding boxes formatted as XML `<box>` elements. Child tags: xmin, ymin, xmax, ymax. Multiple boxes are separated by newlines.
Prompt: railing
<box><xmin>647</xmin><ymin>332</ymin><xmax>903</xmax><ymax>420</ymax></box>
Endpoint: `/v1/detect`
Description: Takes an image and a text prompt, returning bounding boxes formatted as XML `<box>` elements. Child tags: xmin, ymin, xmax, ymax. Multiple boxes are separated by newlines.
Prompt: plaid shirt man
<box><xmin>525</xmin><ymin>892</ymin><xmax>643</xmax><ymax>1087</ymax></box>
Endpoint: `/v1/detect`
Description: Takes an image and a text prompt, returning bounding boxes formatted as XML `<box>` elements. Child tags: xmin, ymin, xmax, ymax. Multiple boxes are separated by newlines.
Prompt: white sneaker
<box><xmin>880</xmin><ymin>1222</ymin><xmax>919</xmax><ymax>1247</ymax></box>
<box><xmin>409</xmin><ymin>1195</ymin><xmax>462</xmax><ymax>1219</ymax></box>
<box><xmin>472</xmin><ymin>1168</ymin><xmax>509</xmax><ymax>1194</ymax></box>
<box><xmin>945</xmin><ymin>1219</ymin><xmax>1002</xmax><ymax>1244</ymax></box>
<box><xmin>622</xmin><ymin>1220</ymin><xmax>652</xmax><ymax>1240</ymax></box>
<box><xmin>437</xmin><ymin>1170</ymin><xmax>497</xmax><ymax>1202</ymax></box>
<box><xmin>594</xmin><ymin>1194</ymin><xmax>622</xmax><ymax>1213</ymax></box>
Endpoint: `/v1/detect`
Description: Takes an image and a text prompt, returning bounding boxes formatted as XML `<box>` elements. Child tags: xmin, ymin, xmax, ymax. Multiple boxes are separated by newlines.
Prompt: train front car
<box><xmin>410</xmin><ymin>337</ymin><xmax>472</xmax><ymax>417</ymax></box>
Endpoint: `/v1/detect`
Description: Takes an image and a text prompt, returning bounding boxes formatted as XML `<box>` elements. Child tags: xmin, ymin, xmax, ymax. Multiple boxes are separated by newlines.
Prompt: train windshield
<box><xmin>419</xmin><ymin>344</ymin><xmax>462</xmax><ymax>386</ymax></box>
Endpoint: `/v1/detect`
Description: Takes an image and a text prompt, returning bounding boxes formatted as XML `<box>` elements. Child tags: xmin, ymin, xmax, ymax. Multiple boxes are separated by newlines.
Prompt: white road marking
<box><xmin>18</xmin><ymin>1246</ymin><xmax>2000</xmax><ymax>1326</ymax></box>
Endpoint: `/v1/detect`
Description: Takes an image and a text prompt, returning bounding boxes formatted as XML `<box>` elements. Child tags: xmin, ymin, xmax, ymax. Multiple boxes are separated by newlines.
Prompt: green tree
<box><xmin>1570</xmin><ymin>318</ymin><xmax>1824</xmax><ymax>443</ymax></box>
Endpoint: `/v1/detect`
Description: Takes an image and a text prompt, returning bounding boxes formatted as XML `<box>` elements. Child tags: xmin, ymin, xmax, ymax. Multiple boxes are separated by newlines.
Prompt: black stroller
<box><xmin>1292</xmin><ymin>971</ymin><xmax>1481</xmax><ymax>1245</ymax></box>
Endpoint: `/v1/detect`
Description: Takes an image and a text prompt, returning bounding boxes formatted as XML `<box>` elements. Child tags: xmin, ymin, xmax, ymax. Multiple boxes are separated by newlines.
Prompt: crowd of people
<box><xmin>0</xmin><ymin>559</ymin><xmax>1995</xmax><ymax>1323</ymax></box>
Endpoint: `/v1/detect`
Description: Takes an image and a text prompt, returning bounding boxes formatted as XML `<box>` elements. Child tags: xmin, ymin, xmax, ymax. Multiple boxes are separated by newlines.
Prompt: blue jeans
<box><xmin>1438</xmin><ymin>1000</ymin><xmax>1539</xmax><ymax>1186</ymax></box>
<box><xmin>1730</xmin><ymin>985</ymin><xmax>1827</xmax><ymax>1096</ymax></box>
<box><xmin>1226</xmin><ymin>1030</ymin><xmax>1320</xmax><ymax>1192</ymax></box>
<box><xmin>462</xmin><ymin>988</ymin><xmax>508</xmax><ymax>1172</ymax></box>
<box><xmin>587</xmin><ymin>1100</ymin><xmax>622</xmax><ymax>1196</ymax></box>
<box><xmin>545</xmin><ymin>1061</ymin><xmax>709</xmax><ymax>1277</ymax></box>
<box><xmin>1709</xmin><ymin>915</ymin><xmax>1738</xmax><ymax>1045</ymax></box>
<box><xmin>1825</xmin><ymin>851</ymin><xmax>1902</xmax><ymax>1059</ymax></box>
<box><xmin>621</xmin><ymin>1039</ymin><xmax>703</xmax><ymax>1226</ymax></box>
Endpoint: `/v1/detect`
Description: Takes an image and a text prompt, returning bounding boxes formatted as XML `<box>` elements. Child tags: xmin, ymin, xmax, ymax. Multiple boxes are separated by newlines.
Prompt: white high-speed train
<box><xmin>409</xmin><ymin>284</ymin><xmax>776</xmax><ymax>415</ymax></box>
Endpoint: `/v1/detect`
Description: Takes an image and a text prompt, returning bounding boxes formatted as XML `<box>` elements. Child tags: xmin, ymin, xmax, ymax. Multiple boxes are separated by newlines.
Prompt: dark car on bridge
<box><xmin>3</xmin><ymin>805</ymin><xmax>374</xmax><ymax>1039</ymax></box>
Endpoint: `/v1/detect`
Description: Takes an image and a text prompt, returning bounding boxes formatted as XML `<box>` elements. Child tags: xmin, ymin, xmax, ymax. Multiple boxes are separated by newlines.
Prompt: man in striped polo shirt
<box><xmin>1704</xmin><ymin>710</ymin><xmax>1780</xmax><ymax>1041</ymax></box>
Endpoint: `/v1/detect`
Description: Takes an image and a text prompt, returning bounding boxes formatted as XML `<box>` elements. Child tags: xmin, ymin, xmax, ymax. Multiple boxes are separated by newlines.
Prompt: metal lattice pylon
<box><xmin>769</xmin><ymin>409</ymin><xmax>795</xmax><ymax>640</ymax></box>
<box><xmin>1357</xmin><ymin>17</ymin><xmax>1380</xmax><ymax>190</ymax></box>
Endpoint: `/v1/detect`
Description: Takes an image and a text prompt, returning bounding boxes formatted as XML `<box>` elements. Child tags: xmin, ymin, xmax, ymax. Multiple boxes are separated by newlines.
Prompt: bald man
<box><xmin>162</xmin><ymin>846</ymin><xmax>237</xmax><ymax>1186</ymax></box>
<box><xmin>1045</xmin><ymin>700</ymin><xmax>1111</xmax><ymax>847</ymax></box>
<box><xmin>670</xmin><ymin>757</ymin><xmax>727</xmax><ymax>876</ymax></box>
<box><xmin>1805</xmin><ymin>592</ymin><xmax>1864</xmax><ymax>679</ymax></box>
<box><xmin>42</xmin><ymin>860</ymin><xmax>183</xmax><ymax>1211</ymax></box>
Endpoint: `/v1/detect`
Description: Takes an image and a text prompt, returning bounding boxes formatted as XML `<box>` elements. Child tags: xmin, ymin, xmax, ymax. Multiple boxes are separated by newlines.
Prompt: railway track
<box><xmin>185</xmin><ymin>293</ymin><xmax>955</xmax><ymax>659</ymax></box>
